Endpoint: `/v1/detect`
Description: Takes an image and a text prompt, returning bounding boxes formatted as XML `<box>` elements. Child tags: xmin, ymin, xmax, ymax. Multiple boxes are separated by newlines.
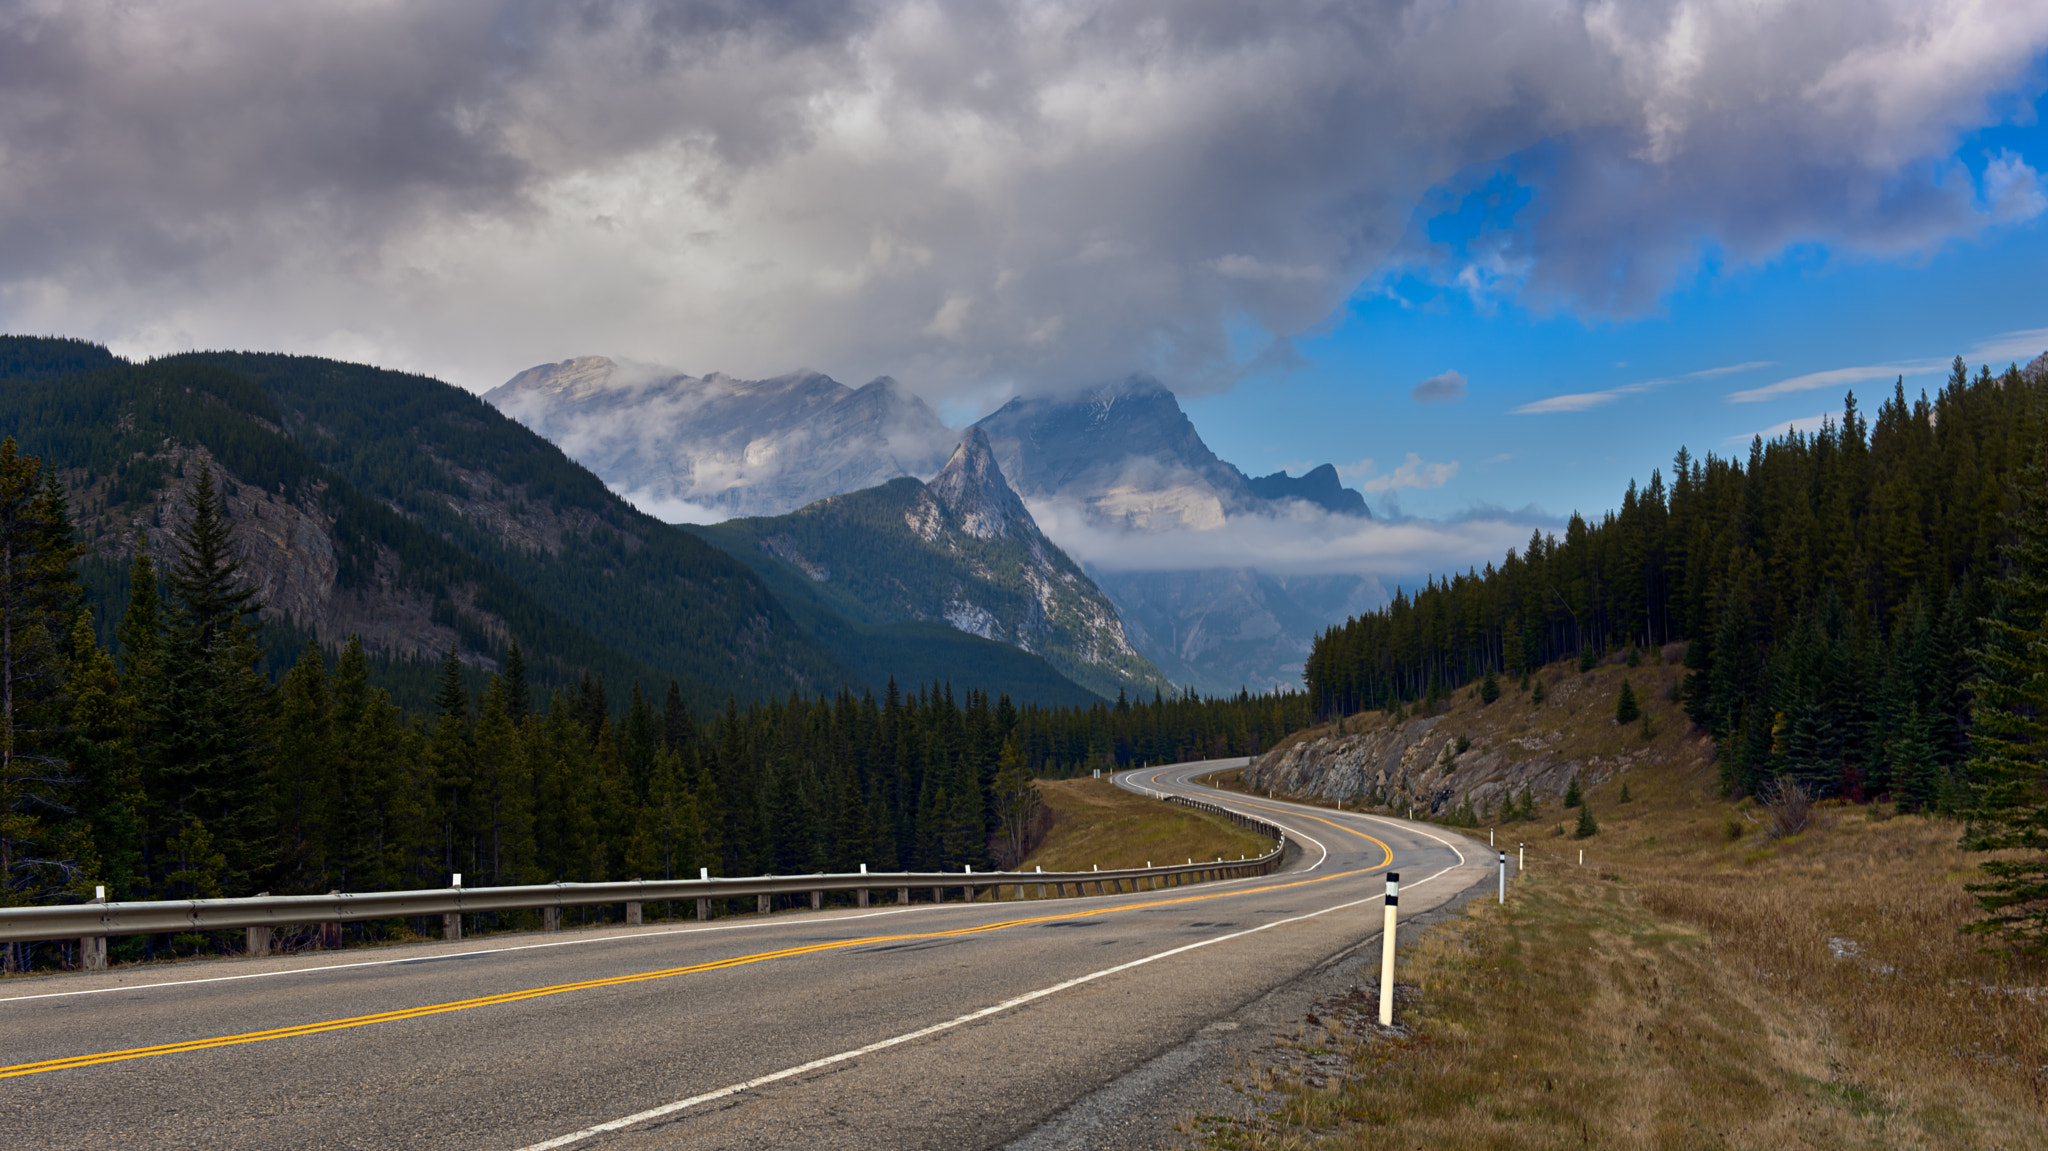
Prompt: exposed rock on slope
<box><xmin>486</xmin><ymin>356</ymin><xmax>954</xmax><ymax>520</ymax></box>
<box><xmin>1245</xmin><ymin>658</ymin><xmax>1704</xmax><ymax>821</ymax></box>
<box><xmin>694</xmin><ymin>429</ymin><xmax>1168</xmax><ymax>700</ymax></box>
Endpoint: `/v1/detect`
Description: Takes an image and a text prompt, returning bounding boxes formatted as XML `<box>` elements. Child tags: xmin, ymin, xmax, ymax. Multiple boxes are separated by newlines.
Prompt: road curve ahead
<box><xmin>0</xmin><ymin>759</ymin><xmax>1488</xmax><ymax>1150</ymax></box>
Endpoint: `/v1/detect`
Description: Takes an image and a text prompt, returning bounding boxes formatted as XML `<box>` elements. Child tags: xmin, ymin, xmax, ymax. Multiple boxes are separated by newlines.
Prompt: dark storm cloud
<box><xmin>0</xmin><ymin>1</ymin><xmax>2041</xmax><ymax>396</ymax></box>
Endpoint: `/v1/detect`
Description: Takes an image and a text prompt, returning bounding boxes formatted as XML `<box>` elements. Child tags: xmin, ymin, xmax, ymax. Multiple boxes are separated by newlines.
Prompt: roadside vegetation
<box><xmin>1199</xmin><ymin>684</ymin><xmax>2048</xmax><ymax>1149</ymax></box>
<box><xmin>1021</xmin><ymin>777</ymin><xmax>1274</xmax><ymax>874</ymax></box>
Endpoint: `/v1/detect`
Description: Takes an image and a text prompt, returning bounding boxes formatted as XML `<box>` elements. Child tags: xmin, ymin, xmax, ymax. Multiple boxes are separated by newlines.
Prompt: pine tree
<box><xmin>270</xmin><ymin>641</ymin><xmax>337</xmax><ymax>893</ymax></box>
<box><xmin>68</xmin><ymin>613</ymin><xmax>139</xmax><ymax>900</ymax></box>
<box><xmin>1962</xmin><ymin>446</ymin><xmax>2048</xmax><ymax>950</ymax></box>
<box><xmin>426</xmin><ymin>647</ymin><xmax>473</xmax><ymax>883</ymax></box>
<box><xmin>0</xmin><ymin>441</ymin><xmax>84</xmax><ymax>911</ymax></box>
<box><xmin>501</xmin><ymin>640</ymin><xmax>530</xmax><ymax>724</ymax></box>
<box><xmin>1531</xmin><ymin>677</ymin><xmax>1547</xmax><ymax>705</ymax></box>
<box><xmin>1564</xmin><ymin>774</ymin><xmax>1583</xmax><ymax>808</ymax></box>
<box><xmin>149</xmin><ymin>462</ymin><xmax>272</xmax><ymax>895</ymax></box>
<box><xmin>1479</xmin><ymin>668</ymin><xmax>1500</xmax><ymax>705</ymax></box>
<box><xmin>470</xmin><ymin>674</ymin><xmax>531</xmax><ymax>887</ymax></box>
<box><xmin>1618</xmin><ymin>781</ymin><xmax>1633</xmax><ymax>803</ymax></box>
<box><xmin>1615</xmin><ymin>679</ymin><xmax>1640</xmax><ymax>724</ymax></box>
<box><xmin>1574</xmin><ymin>803</ymin><xmax>1598</xmax><ymax>839</ymax></box>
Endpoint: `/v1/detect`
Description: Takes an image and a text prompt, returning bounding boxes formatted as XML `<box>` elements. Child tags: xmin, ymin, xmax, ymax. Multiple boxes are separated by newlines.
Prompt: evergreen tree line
<box><xmin>1306</xmin><ymin>358</ymin><xmax>2043</xmax><ymax>804</ymax></box>
<box><xmin>2</xmin><ymin>441</ymin><xmax>1314</xmax><ymax>964</ymax></box>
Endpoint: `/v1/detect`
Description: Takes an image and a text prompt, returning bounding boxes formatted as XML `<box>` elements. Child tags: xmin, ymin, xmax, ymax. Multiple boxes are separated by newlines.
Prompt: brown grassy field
<box><xmin>1021</xmin><ymin>777</ymin><xmax>1275</xmax><ymax>874</ymax></box>
<box><xmin>1196</xmin><ymin>659</ymin><xmax>2048</xmax><ymax>1150</ymax></box>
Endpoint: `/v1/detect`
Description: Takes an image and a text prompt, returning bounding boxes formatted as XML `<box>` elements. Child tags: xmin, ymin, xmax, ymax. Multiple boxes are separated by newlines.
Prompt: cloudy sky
<box><xmin>4</xmin><ymin>0</ymin><xmax>2047</xmax><ymax>570</ymax></box>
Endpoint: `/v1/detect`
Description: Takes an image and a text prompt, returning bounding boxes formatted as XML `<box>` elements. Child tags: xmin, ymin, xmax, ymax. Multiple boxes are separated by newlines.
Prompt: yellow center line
<box><xmin>2</xmin><ymin>840</ymin><xmax>1392</xmax><ymax>1080</ymax></box>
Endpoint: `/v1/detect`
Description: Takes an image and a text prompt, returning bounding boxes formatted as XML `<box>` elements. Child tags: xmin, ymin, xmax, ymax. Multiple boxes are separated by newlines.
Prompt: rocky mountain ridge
<box><xmin>693</xmin><ymin>428</ymin><xmax>1166</xmax><ymax>700</ymax></box>
<box><xmin>489</xmin><ymin>356</ymin><xmax>1383</xmax><ymax>695</ymax></box>
<box><xmin>485</xmin><ymin>356</ymin><xmax>954</xmax><ymax>520</ymax></box>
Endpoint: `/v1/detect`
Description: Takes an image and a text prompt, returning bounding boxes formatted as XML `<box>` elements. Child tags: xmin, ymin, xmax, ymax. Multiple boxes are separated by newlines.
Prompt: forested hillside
<box><xmin>1305</xmin><ymin>357</ymin><xmax>2041</xmax><ymax>803</ymax></box>
<box><xmin>1</xmin><ymin>441</ymin><xmax>1312</xmax><ymax>964</ymax></box>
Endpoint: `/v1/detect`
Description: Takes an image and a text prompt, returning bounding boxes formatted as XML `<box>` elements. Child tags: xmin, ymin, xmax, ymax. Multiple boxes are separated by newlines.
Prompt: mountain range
<box><xmin>487</xmin><ymin>357</ymin><xmax>953</xmax><ymax>521</ymax></box>
<box><xmin>491</xmin><ymin>360</ymin><xmax>1386</xmax><ymax>693</ymax></box>
<box><xmin>0</xmin><ymin>337</ymin><xmax>1109</xmax><ymax>711</ymax></box>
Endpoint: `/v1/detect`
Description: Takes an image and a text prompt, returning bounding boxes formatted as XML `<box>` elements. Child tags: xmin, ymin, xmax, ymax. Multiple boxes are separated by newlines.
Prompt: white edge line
<box><xmin>513</xmin><ymin>856</ymin><xmax>1466</xmax><ymax>1151</ymax></box>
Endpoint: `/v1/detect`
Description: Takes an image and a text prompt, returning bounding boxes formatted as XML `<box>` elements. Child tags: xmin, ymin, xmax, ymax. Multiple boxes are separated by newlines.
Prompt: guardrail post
<box><xmin>810</xmin><ymin>890</ymin><xmax>822</xmax><ymax>911</ymax></box>
<box><xmin>931</xmin><ymin>885</ymin><xmax>944</xmax><ymax>904</ymax></box>
<box><xmin>696</xmin><ymin>897</ymin><xmax>711</xmax><ymax>921</ymax></box>
<box><xmin>246</xmin><ymin>925</ymin><xmax>271</xmax><ymax>957</ymax></box>
<box><xmin>625</xmin><ymin>901</ymin><xmax>642</xmax><ymax>925</ymax></box>
<box><xmin>81</xmin><ymin>886</ymin><xmax>107</xmax><ymax>971</ymax></box>
<box><xmin>898</xmin><ymin>886</ymin><xmax>910</xmax><ymax>905</ymax></box>
<box><xmin>321</xmin><ymin>919</ymin><xmax>341</xmax><ymax>950</ymax></box>
<box><xmin>544</xmin><ymin>906</ymin><xmax>560</xmax><ymax>932</ymax></box>
<box><xmin>757</xmin><ymin>894</ymin><xmax>771</xmax><ymax>916</ymax></box>
<box><xmin>443</xmin><ymin>874</ymin><xmax>463</xmax><ymax>941</ymax></box>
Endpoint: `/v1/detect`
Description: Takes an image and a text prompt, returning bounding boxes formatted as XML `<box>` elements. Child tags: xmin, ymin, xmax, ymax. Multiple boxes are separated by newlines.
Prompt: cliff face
<box><xmin>1244</xmin><ymin>718</ymin><xmax>1643</xmax><ymax>819</ymax></box>
<box><xmin>1244</xmin><ymin>656</ymin><xmax>1708</xmax><ymax>822</ymax></box>
<box><xmin>68</xmin><ymin>444</ymin><xmax>476</xmax><ymax>663</ymax></box>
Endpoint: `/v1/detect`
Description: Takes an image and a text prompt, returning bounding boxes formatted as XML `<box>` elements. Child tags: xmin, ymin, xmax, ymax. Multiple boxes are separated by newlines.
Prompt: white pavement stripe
<box><xmin>513</xmin><ymin>855</ymin><xmax>1468</xmax><ymax>1151</ymax></box>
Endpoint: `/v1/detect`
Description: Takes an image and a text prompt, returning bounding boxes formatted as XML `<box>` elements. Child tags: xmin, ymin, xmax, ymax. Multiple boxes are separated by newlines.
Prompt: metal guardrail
<box><xmin>0</xmin><ymin>794</ymin><xmax>1289</xmax><ymax>954</ymax></box>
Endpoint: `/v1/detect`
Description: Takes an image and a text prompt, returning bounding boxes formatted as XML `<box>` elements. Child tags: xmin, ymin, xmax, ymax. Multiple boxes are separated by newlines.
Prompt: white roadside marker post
<box><xmin>1378</xmin><ymin>872</ymin><xmax>1400</xmax><ymax>1027</ymax></box>
<box><xmin>1519</xmin><ymin>842</ymin><xmax>1524</xmax><ymax>872</ymax></box>
<box><xmin>1498</xmin><ymin>850</ymin><xmax>1506</xmax><ymax>903</ymax></box>
<box><xmin>445</xmin><ymin>873</ymin><xmax>463</xmax><ymax>941</ymax></box>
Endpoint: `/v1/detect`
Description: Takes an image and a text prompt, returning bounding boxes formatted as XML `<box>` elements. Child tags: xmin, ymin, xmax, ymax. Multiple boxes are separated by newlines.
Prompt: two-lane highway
<box><xmin>0</xmin><ymin>760</ymin><xmax>1488</xmax><ymax>1150</ymax></box>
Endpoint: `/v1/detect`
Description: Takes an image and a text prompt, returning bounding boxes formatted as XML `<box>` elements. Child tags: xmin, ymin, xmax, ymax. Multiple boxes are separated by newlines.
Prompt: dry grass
<box><xmin>1200</xmin><ymin>659</ymin><xmax>2048</xmax><ymax>1150</ymax></box>
<box><xmin>1021</xmin><ymin>777</ymin><xmax>1275</xmax><ymax>874</ymax></box>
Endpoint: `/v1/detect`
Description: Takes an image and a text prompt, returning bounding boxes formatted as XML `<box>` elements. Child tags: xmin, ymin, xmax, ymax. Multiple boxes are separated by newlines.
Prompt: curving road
<box><xmin>0</xmin><ymin>759</ymin><xmax>1488</xmax><ymax>1150</ymax></box>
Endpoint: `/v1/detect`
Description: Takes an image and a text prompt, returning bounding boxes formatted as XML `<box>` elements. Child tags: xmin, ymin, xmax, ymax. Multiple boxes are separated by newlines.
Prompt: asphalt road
<box><xmin>0</xmin><ymin>759</ymin><xmax>1489</xmax><ymax>1150</ymax></box>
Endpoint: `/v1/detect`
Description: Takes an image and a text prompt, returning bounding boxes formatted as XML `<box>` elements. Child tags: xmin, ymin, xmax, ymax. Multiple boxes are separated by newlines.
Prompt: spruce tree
<box><xmin>1531</xmin><ymin>677</ymin><xmax>1547</xmax><ymax>705</ymax></box>
<box><xmin>1615</xmin><ymin>679</ymin><xmax>1640</xmax><ymax>724</ymax></box>
<box><xmin>1574</xmin><ymin>804</ymin><xmax>1598</xmax><ymax>839</ymax></box>
<box><xmin>151</xmin><ymin>461</ymin><xmax>272</xmax><ymax>895</ymax></box>
<box><xmin>270</xmin><ymin>641</ymin><xmax>337</xmax><ymax>893</ymax></box>
<box><xmin>1962</xmin><ymin>446</ymin><xmax>2048</xmax><ymax>950</ymax></box>
<box><xmin>1479</xmin><ymin>668</ymin><xmax>1500</xmax><ymax>705</ymax></box>
<box><xmin>1564</xmin><ymin>774</ymin><xmax>1583</xmax><ymax>808</ymax></box>
<box><xmin>501</xmin><ymin>640</ymin><xmax>530</xmax><ymax>724</ymax></box>
<box><xmin>0</xmin><ymin>440</ymin><xmax>85</xmax><ymax>910</ymax></box>
<box><xmin>427</xmin><ymin>647</ymin><xmax>474</xmax><ymax>882</ymax></box>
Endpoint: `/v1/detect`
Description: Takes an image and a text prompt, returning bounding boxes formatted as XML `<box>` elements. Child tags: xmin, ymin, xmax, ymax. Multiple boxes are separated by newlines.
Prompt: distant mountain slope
<box><xmin>1247</xmin><ymin>463</ymin><xmax>1370</xmax><ymax>516</ymax></box>
<box><xmin>0</xmin><ymin>339</ymin><xmax>852</xmax><ymax>710</ymax></box>
<box><xmin>971</xmin><ymin>375</ymin><xmax>1378</xmax><ymax>692</ymax></box>
<box><xmin>485</xmin><ymin>356</ymin><xmax>953</xmax><ymax>519</ymax></box>
<box><xmin>692</xmin><ymin>429</ymin><xmax>1168</xmax><ymax>701</ymax></box>
<box><xmin>1091</xmin><ymin>568</ymin><xmax>1385</xmax><ymax>695</ymax></box>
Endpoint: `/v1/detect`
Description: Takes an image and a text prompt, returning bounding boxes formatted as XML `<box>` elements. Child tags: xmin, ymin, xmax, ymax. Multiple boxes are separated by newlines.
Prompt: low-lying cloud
<box><xmin>1027</xmin><ymin>495</ymin><xmax>1537</xmax><ymax>580</ymax></box>
<box><xmin>0</xmin><ymin>2</ymin><xmax>2041</xmax><ymax>398</ymax></box>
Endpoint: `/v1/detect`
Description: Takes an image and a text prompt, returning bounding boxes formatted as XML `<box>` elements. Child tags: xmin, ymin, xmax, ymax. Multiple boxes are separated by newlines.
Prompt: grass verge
<box><xmin>1022</xmin><ymin>777</ymin><xmax>1275</xmax><ymax>873</ymax></box>
<box><xmin>1198</xmin><ymin>726</ymin><xmax>2048</xmax><ymax>1147</ymax></box>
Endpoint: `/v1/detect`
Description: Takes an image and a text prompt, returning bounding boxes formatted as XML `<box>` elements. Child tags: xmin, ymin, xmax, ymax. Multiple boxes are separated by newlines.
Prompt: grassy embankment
<box><xmin>1197</xmin><ymin>656</ymin><xmax>2048</xmax><ymax>1150</ymax></box>
<box><xmin>1020</xmin><ymin>777</ymin><xmax>1275</xmax><ymax>874</ymax></box>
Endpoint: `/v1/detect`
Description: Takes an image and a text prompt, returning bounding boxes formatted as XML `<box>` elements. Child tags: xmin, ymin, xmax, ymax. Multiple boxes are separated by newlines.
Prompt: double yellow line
<box><xmin>3</xmin><ymin>832</ymin><xmax>1391</xmax><ymax>1080</ymax></box>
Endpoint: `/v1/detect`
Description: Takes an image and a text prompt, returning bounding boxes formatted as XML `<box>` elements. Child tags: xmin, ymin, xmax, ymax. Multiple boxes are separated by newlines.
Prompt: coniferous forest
<box><xmin>1304</xmin><ymin>357</ymin><xmax>2048</xmax><ymax>948</ymax></box>
<box><xmin>0</xmin><ymin>441</ymin><xmax>1312</xmax><ymax>966</ymax></box>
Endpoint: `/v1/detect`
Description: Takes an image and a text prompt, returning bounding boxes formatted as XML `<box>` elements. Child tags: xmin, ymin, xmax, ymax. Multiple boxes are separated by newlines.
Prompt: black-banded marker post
<box><xmin>1499</xmin><ymin>850</ymin><xmax>1507</xmax><ymax>902</ymax></box>
<box><xmin>1378</xmin><ymin>872</ymin><xmax>1400</xmax><ymax>1027</ymax></box>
